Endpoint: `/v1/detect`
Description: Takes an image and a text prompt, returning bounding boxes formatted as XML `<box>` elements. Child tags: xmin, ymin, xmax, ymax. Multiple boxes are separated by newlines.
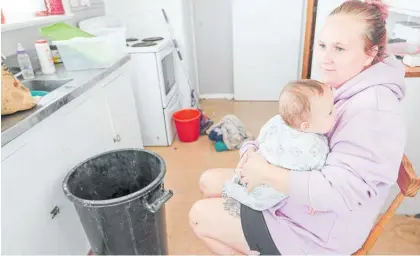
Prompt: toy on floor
<box><xmin>206</xmin><ymin>114</ymin><xmax>253</xmax><ymax>152</ymax></box>
<box><xmin>200</xmin><ymin>110</ymin><xmax>213</xmax><ymax>135</ymax></box>
<box><xmin>208</xmin><ymin>127</ymin><xmax>223</xmax><ymax>142</ymax></box>
<box><xmin>215</xmin><ymin>141</ymin><xmax>228</xmax><ymax>152</ymax></box>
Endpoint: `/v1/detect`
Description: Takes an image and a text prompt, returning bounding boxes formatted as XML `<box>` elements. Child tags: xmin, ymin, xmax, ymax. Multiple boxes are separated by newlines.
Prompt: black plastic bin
<box><xmin>62</xmin><ymin>149</ymin><xmax>173</xmax><ymax>255</ymax></box>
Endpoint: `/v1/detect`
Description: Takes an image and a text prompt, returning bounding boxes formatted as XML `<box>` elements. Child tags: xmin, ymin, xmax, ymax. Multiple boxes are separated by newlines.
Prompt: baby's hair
<box><xmin>279</xmin><ymin>79</ymin><xmax>325</xmax><ymax>128</ymax></box>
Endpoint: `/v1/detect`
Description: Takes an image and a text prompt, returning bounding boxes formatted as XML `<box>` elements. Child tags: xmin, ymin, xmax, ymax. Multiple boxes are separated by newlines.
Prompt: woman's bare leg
<box><xmin>189</xmin><ymin>198</ymin><xmax>259</xmax><ymax>255</ymax></box>
<box><xmin>198</xmin><ymin>236</ymin><xmax>243</xmax><ymax>255</ymax></box>
<box><xmin>199</xmin><ymin>168</ymin><xmax>234</xmax><ymax>198</ymax></box>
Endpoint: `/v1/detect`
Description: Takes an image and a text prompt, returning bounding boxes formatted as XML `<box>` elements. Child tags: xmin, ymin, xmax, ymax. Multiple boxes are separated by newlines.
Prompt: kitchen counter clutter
<box><xmin>1</xmin><ymin>55</ymin><xmax>130</xmax><ymax>146</ymax></box>
<box><xmin>1</xmin><ymin>54</ymin><xmax>145</xmax><ymax>255</ymax></box>
<box><xmin>405</xmin><ymin>65</ymin><xmax>420</xmax><ymax>77</ymax></box>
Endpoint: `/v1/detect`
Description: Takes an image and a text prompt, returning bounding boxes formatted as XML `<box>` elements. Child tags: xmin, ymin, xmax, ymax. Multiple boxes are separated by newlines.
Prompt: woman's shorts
<box><xmin>241</xmin><ymin>203</ymin><xmax>281</xmax><ymax>255</ymax></box>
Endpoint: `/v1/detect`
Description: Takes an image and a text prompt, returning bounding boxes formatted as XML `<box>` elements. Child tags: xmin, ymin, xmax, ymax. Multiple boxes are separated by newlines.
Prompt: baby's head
<box><xmin>279</xmin><ymin>79</ymin><xmax>335</xmax><ymax>134</ymax></box>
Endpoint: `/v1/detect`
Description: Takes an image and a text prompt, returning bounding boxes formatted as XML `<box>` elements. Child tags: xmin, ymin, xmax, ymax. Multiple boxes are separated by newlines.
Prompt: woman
<box><xmin>189</xmin><ymin>0</ymin><xmax>407</xmax><ymax>255</ymax></box>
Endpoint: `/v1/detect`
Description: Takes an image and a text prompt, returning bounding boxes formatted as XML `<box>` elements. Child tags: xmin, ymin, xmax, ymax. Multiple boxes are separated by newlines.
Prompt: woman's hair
<box><xmin>330</xmin><ymin>0</ymin><xmax>389</xmax><ymax>64</ymax></box>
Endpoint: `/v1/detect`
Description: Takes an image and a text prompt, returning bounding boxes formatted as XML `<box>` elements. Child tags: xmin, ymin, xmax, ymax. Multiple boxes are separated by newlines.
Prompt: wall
<box><xmin>232</xmin><ymin>0</ymin><xmax>305</xmax><ymax>101</ymax></box>
<box><xmin>1</xmin><ymin>4</ymin><xmax>105</xmax><ymax>58</ymax></box>
<box><xmin>382</xmin><ymin>77</ymin><xmax>420</xmax><ymax>215</ymax></box>
<box><xmin>176</xmin><ymin>0</ymin><xmax>200</xmax><ymax>108</ymax></box>
<box><xmin>193</xmin><ymin>0</ymin><xmax>306</xmax><ymax>98</ymax></box>
<box><xmin>193</xmin><ymin>0</ymin><xmax>233</xmax><ymax>96</ymax></box>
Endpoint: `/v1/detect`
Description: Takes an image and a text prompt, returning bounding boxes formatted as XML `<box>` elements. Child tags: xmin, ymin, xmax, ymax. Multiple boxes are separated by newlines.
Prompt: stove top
<box><xmin>125</xmin><ymin>36</ymin><xmax>171</xmax><ymax>53</ymax></box>
<box><xmin>126</xmin><ymin>38</ymin><xmax>139</xmax><ymax>42</ymax></box>
<box><xmin>142</xmin><ymin>37</ymin><xmax>164</xmax><ymax>42</ymax></box>
<box><xmin>131</xmin><ymin>42</ymin><xmax>157</xmax><ymax>47</ymax></box>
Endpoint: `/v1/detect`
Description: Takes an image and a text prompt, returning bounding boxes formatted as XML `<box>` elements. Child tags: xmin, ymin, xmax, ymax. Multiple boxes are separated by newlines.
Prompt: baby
<box><xmin>222</xmin><ymin>79</ymin><xmax>335</xmax><ymax>211</ymax></box>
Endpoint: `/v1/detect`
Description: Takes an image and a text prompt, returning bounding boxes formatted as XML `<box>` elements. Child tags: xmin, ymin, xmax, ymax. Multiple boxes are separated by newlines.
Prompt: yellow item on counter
<box><xmin>1</xmin><ymin>64</ymin><xmax>38</xmax><ymax>115</ymax></box>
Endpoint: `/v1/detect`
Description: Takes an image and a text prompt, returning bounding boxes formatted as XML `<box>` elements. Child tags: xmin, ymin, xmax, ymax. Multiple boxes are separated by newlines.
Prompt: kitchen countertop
<box><xmin>405</xmin><ymin>65</ymin><xmax>420</xmax><ymax>78</ymax></box>
<box><xmin>1</xmin><ymin>54</ymin><xmax>131</xmax><ymax>147</ymax></box>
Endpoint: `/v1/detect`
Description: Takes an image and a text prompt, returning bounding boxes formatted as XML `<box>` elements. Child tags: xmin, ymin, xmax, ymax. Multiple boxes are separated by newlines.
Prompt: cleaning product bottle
<box><xmin>16</xmin><ymin>43</ymin><xmax>35</xmax><ymax>79</ymax></box>
<box><xmin>35</xmin><ymin>39</ymin><xmax>56</xmax><ymax>74</ymax></box>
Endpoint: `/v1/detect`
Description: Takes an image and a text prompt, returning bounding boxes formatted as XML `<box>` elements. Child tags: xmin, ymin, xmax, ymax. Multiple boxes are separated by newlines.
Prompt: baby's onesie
<box><xmin>222</xmin><ymin>115</ymin><xmax>329</xmax><ymax>211</ymax></box>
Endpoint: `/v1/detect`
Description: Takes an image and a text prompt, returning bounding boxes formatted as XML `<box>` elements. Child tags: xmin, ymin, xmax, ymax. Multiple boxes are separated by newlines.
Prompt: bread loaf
<box><xmin>1</xmin><ymin>64</ymin><xmax>37</xmax><ymax>115</ymax></box>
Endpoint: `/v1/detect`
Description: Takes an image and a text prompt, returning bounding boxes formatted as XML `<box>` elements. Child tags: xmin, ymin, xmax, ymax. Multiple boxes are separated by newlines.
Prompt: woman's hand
<box><xmin>239</xmin><ymin>152</ymin><xmax>270</xmax><ymax>191</ymax></box>
<box><xmin>240</xmin><ymin>152</ymin><xmax>290</xmax><ymax>193</ymax></box>
<box><xmin>236</xmin><ymin>146</ymin><xmax>256</xmax><ymax>169</ymax></box>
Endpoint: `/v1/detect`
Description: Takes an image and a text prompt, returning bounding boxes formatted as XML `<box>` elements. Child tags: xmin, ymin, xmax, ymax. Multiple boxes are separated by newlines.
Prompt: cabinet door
<box><xmin>103</xmin><ymin>71</ymin><xmax>144</xmax><ymax>149</ymax></box>
<box><xmin>58</xmin><ymin>88</ymin><xmax>116</xmax><ymax>166</ymax></box>
<box><xmin>1</xmin><ymin>133</ymin><xmax>87</xmax><ymax>255</ymax></box>
<box><xmin>1</xmin><ymin>90</ymin><xmax>114</xmax><ymax>255</ymax></box>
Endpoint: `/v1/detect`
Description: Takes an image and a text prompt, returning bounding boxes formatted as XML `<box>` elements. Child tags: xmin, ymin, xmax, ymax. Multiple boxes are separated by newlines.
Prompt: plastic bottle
<box><xmin>16</xmin><ymin>43</ymin><xmax>35</xmax><ymax>79</ymax></box>
<box><xmin>49</xmin><ymin>45</ymin><xmax>62</xmax><ymax>64</ymax></box>
<box><xmin>35</xmin><ymin>39</ymin><xmax>56</xmax><ymax>74</ymax></box>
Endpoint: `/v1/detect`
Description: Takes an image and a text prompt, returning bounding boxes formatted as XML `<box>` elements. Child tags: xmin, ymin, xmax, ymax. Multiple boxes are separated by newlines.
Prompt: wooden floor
<box><xmin>146</xmin><ymin>99</ymin><xmax>420</xmax><ymax>255</ymax></box>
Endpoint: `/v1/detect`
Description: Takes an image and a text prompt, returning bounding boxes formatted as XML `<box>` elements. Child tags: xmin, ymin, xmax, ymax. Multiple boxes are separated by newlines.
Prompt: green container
<box><xmin>40</xmin><ymin>22</ymin><xmax>94</xmax><ymax>41</ymax></box>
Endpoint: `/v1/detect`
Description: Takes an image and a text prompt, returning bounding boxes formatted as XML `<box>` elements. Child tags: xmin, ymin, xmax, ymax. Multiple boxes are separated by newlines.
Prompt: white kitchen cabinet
<box><xmin>1</xmin><ymin>61</ymin><xmax>144</xmax><ymax>255</ymax></box>
<box><xmin>1</xmin><ymin>122</ymin><xmax>91</xmax><ymax>255</ymax></box>
<box><xmin>103</xmin><ymin>69</ymin><xmax>144</xmax><ymax>149</ymax></box>
<box><xmin>0</xmin><ymin>92</ymin><xmax>109</xmax><ymax>255</ymax></box>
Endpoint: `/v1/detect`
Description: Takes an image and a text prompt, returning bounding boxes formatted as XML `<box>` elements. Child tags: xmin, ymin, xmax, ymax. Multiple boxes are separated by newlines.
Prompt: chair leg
<box><xmin>355</xmin><ymin>192</ymin><xmax>405</xmax><ymax>255</ymax></box>
<box><xmin>354</xmin><ymin>248</ymin><xmax>367</xmax><ymax>255</ymax></box>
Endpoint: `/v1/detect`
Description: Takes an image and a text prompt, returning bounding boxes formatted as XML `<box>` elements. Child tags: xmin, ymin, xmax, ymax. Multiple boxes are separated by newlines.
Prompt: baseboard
<box><xmin>199</xmin><ymin>93</ymin><xmax>234</xmax><ymax>100</ymax></box>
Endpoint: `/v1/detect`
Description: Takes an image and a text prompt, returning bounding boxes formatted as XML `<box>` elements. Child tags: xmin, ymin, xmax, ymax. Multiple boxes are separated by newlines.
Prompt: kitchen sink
<box><xmin>22</xmin><ymin>79</ymin><xmax>73</xmax><ymax>92</ymax></box>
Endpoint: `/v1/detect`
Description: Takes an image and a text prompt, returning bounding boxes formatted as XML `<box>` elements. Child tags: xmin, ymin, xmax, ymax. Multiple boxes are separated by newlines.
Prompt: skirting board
<box><xmin>199</xmin><ymin>94</ymin><xmax>234</xmax><ymax>100</ymax></box>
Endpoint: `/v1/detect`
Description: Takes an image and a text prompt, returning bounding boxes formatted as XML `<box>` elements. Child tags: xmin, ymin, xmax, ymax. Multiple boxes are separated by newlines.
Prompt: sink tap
<box><xmin>1</xmin><ymin>53</ymin><xmax>9</xmax><ymax>72</ymax></box>
<box><xmin>1</xmin><ymin>53</ymin><xmax>24</xmax><ymax>80</ymax></box>
<box><xmin>1</xmin><ymin>53</ymin><xmax>7</xmax><ymax>68</ymax></box>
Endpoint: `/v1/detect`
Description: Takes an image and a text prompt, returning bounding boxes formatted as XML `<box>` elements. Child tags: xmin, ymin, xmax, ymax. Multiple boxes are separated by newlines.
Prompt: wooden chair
<box><xmin>353</xmin><ymin>155</ymin><xmax>420</xmax><ymax>255</ymax></box>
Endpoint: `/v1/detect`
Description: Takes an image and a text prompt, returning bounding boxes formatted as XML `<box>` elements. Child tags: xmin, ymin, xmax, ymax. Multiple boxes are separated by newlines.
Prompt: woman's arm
<box><xmin>261</xmin><ymin>109</ymin><xmax>406</xmax><ymax>214</ymax></box>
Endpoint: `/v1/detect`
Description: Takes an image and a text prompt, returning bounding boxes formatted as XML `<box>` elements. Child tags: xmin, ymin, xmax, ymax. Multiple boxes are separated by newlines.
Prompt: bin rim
<box><xmin>62</xmin><ymin>148</ymin><xmax>167</xmax><ymax>208</ymax></box>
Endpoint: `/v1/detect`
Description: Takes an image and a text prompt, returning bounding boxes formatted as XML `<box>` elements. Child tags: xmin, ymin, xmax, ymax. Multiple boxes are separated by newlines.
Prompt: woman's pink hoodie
<box><xmin>243</xmin><ymin>55</ymin><xmax>407</xmax><ymax>254</ymax></box>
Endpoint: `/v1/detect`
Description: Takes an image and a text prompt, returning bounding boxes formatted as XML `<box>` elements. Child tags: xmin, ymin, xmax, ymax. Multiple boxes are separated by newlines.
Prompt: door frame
<box><xmin>301</xmin><ymin>0</ymin><xmax>318</xmax><ymax>79</ymax></box>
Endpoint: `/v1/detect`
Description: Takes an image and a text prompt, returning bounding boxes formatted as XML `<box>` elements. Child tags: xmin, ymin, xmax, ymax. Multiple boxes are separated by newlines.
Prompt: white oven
<box><xmin>127</xmin><ymin>38</ymin><xmax>181</xmax><ymax>146</ymax></box>
<box><xmin>156</xmin><ymin>45</ymin><xmax>178</xmax><ymax>107</ymax></box>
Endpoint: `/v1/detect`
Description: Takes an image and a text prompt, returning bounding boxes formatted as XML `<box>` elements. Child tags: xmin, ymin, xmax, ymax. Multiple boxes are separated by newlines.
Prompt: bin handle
<box><xmin>142</xmin><ymin>187</ymin><xmax>174</xmax><ymax>213</ymax></box>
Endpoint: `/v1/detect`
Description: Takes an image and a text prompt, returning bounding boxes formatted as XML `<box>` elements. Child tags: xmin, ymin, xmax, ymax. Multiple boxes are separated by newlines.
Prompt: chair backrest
<box><xmin>354</xmin><ymin>155</ymin><xmax>420</xmax><ymax>255</ymax></box>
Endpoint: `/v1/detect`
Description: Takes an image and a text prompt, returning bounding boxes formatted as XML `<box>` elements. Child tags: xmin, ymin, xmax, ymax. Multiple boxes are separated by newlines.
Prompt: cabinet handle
<box><xmin>50</xmin><ymin>206</ymin><xmax>60</xmax><ymax>219</ymax></box>
<box><xmin>113</xmin><ymin>134</ymin><xmax>121</xmax><ymax>143</ymax></box>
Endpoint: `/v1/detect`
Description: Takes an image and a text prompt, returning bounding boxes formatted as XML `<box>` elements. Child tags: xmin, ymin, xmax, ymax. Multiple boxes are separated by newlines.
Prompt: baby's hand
<box><xmin>236</xmin><ymin>147</ymin><xmax>256</xmax><ymax>169</ymax></box>
<box><xmin>232</xmin><ymin>170</ymin><xmax>247</xmax><ymax>187</ymax></box>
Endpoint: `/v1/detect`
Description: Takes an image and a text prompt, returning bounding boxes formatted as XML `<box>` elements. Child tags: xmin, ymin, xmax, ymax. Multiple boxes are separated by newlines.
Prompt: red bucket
<box><xmin>173</xmin><ymin>108</ymin><xmax>202</xmax><ymax>142</ymax></box>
